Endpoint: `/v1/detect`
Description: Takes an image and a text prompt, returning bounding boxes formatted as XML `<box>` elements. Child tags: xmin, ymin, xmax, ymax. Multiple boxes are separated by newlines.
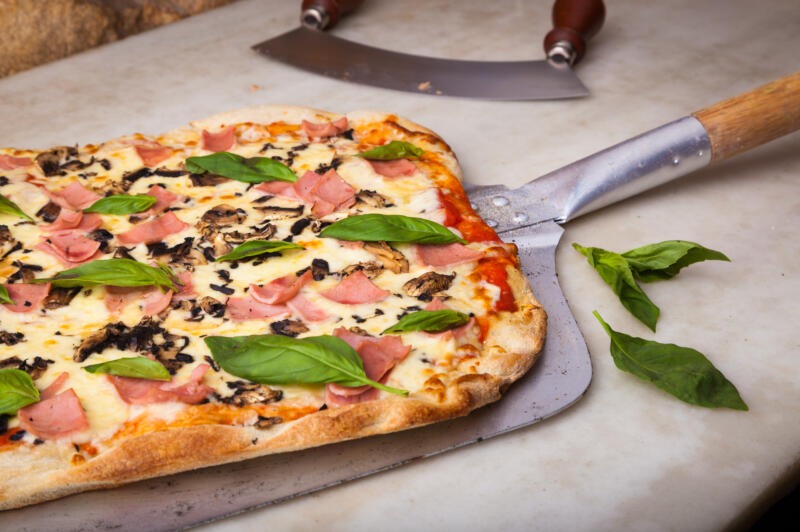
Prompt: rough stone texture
<box><xmin>0</xmin><ymin>0</ymin><xmax>238</xmax><ymax>77</ymax></box>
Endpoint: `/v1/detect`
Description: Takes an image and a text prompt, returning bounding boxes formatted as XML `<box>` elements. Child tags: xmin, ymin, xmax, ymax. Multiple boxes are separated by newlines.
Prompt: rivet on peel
<box><xmin>513</xmin><ymin>212</ymin><xmax>528</xmax><ymax>223</ymax></box>
<box><xmin>491</xmin><ymin>196</ymin><xmax>509</xmax><ymax>207</ymax></box>
<box><xmin>486</xmin><ymin>219</ymin><xmax>498</xmax><ymax>228</ymax></box>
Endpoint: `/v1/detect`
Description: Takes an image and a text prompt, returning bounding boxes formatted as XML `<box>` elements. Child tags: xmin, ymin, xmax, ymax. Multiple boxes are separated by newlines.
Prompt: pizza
<box><xmin>0</xmin><ymin>106</ymin><xmax>545</xmax><ymax>510</ymax></box>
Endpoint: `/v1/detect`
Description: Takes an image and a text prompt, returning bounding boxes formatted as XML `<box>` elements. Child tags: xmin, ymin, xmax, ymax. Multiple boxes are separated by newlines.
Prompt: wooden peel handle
<box><xmin>301</xmin><ymin>0</ymin><xmax>365</xmax><ymax>29</ymax></box>
<box><xmin>544</xmin><ymin>0</ymin><xmax>606</xmax><ymax>65</ymax></box>
<box><xmin>692</xmin><ymin>71</ymin><xmax>800</xmax><ymax>163</ymax></box>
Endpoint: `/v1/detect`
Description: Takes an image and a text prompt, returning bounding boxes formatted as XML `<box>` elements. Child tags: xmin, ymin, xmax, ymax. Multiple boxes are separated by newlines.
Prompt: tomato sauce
<box><xmin>476</xmin><ymin>258</ymin><xmax>517</xmax><ymax>312</ymax></box>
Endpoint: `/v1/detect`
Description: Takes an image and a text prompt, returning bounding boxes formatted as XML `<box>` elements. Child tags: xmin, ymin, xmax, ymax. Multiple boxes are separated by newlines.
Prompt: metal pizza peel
<box><xmin>4</xmin><ymin>73</ymin><xmax>799</xmax><ymax>531</ymax></box>
<box><xmin>251</xmin><ymin>0</ymin><xmax>606</xmax><ymax>100</ymax></box>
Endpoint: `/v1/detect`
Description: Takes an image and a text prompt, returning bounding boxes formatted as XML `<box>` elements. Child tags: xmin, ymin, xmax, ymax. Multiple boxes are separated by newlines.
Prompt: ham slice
<box><xmin>286</xmin><ymin>294</ymin><xmax>328</xmax><ymax>322</ymax></box>
<box><xmin>140</xmin><ymin>288</ymin><xmax>174</xmax><ymax>315</ymax></box>
<box><xmin>302</xmin><ymin>117</ymin><xmax>348</xmax><ymax>138</ymax></box>
<box><xmin>249</xmin><ymin>270</ymin><xmax>313</xmax><ymax>305</ymax></box>
<box><xmin>17</xmin><ymin>373</ymin><xmax>88</xmax><ymax>440</ymax></box>
<box><xmin>2</xmin><ymin>282</ymin><xmax>50</xmax><ymax>313</ymax></box>
<box><xmin>416</xmin><ymin>243</ymin><xmax>483</xmax><ymax>267</ymax></box>
<box><xmin>41</xmin><ymin>209</ymin><xmax>102</xmax><ymax>233</ymax></box>
<box><xmin>108</xmin><ymin>364</ymin><xmax>212</xmax><ymax>405</ymax></box>
<box><xmin>36</xmin><ymin>233</ymin><xmax>101</xmax><ymax>265</ymax></box>
<box><xmin>325</xmin><ymin>328</ymin><xmax>411</xmax><ymax>406</ymax></box>
<box><xmin>368</xmin><ymin>159</ymin><xmax>417</xmax><ymax>177</ymax></box>
<box><xmin>0</xmin><ymin>154</ymin><xmax>32</xmax><ymax>170</ymax></box>
<box><xmin>172</xmin><ymin>271</ymin><xmax>196</xmax><ymax>301</ymax></box>
<box><xmin>254</xmin><ymin>180</ymin><xmax>299</xmax><ymax>200</ymax></box>
<box><xmin>135</xmin><ymin>184</ymin><xmax>181</xmax><ymax>219</ymax></box>
<box><xmin>45</xmin><ymin>181</ymin><xmax>101</xmax><ymax>210</ymax></box>
<box><xmin>105</xmin><ymin>279</ymin><xmax>185</xmax><ymax>315</ymax></box>
<box><xmin>320</xmin><ymin>270</ymin><xmax>389</xmax><ymax>305</ymax></box>
<box><xmin>202</xmin><ymin>126</ymin><xmax>235</xmax><ymax>152</ymax></box>
<box><xmin>226</xmin><ymin>296</ymin><xmax>289</xmax><ymax>321</ymax></box>
<box><xmin>424</xmin><ymin>298</ymin><xmax>474</xmax><ymax>339</ymax></box>
<box><xmin>117</xmin><ymin>211</ymin><xmax>188</xmax><ymax>245</ymax></box>
<box><xmin>255</xmin><ymin>170</ymin><xmax>354</xmax><ymax>217</ymax></box>
<box><xmin>134</xmin><ymin>144</ymin><xmax>172</xmax><ymax>167</ymax></box>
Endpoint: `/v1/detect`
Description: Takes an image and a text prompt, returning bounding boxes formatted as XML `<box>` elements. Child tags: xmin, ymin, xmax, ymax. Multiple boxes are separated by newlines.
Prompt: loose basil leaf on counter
<box><xmin>215</xmin><ymin>240</ymin><xmax>304</xmax><ymax>262</ymax></box>
<box><xmin>320</xmin><ymin>214</ymin><xmax>467</xmax><ymax>245</ymax></box>
<box><xmin>83</xmin><ymin>194</ymin><xmax>157</xmax><ymax>215</ymax></box>
<box><xmin>573</xmin><ymin>243</ymin><xmax>660</xmax><ymax>331</ymax></box>
<box><xmin>383</xmin><ymin>310</ymin><xmax>470</xmax><ymax>334</ymax></box>
<box><xmin>593</xmin><ymin>312</ymin><xmax>748</xmax><ymax>410</ymax></box>
<box><xmin>0</xmin><ymin>368</ymin><xmax>40</xmax><ymax>416</ymax></box>
<box><xmin>31</xmin><ymin>258</ymin><xmax>179</xmax><ymax>292</ymax></box>
<box><xmin>205</xmin><ymin>334</ymin><xmax>408</xmax><ymax>396</ymax></box>
<box><xmin>0</xmin><ymin>194</ymin><xmax>33</xmax><ymax>221</ymax></box>
<box><xmin>186</xmin><ymin>152</ymin><xmax>297</xmax><ymax>183</ymax></box>
<box><xmin>83</xmin><ymin>356</ymin><xmax>171</xmax><ymax>381</ymax></box>
<box><xmin>621</xmin><ymin>240</ymin><xmax>730</xmax><ymax>282</ymax></box>
<box><xmin>0</xmin><ymin>285</ymin><xmax>13</xmax><ymax>305</ymax></box>
<box><xmin>356</xmin><ymin>140</ymin><xmax>424</xmax><ymax>160</ymax></box>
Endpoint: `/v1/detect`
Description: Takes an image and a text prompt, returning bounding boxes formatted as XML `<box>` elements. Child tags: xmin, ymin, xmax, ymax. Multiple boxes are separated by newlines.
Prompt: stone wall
<box><xmin>0</xmin><ymin>0</ymin><xmax>238</xmax><ymax>77</ymax></box>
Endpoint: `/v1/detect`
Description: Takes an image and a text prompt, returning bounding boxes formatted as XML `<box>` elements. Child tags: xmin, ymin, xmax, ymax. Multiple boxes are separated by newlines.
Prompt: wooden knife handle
<box><xmin>692</xmin><ymin>71</ymin><xmax>800</xmax><ymax>163</ymax></box>
<box><xmin>544</xmin><ymin>0</ymin><xmax>606</xmax><ymax>66</ymax></box>
<box><xmin>301</xmin><ymin>0</ymin><xmax>365</xmax><ymax>30</ymax></box>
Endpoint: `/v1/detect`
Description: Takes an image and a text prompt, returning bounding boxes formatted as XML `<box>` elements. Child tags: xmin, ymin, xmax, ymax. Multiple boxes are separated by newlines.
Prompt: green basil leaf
<box><xmin>83</xmin><ymin>194</ymin><xmax>157</xmax><ymax>215</ymax></box>
<box><xmin>186</xmin><ymin>152</ymin><xmax>297</xmax><ymax>183</ymax></box>
<box><xmin>621</xmin><ymin>240</ymin><xmax>730</xmax><ymax>282</ymax></box>
<box><xmin>215</xmin><ymin>240</ymin><xmax>304</xmax><ymax>262</ymax></box>
<box><xmin>356</xmin><ymin>140</ymin><xmax>424</xmax><ymax>160</ymax></box>
<box><xmin>573</xmin><ymin>243</ymin><xmax>659</xmax><ymax>331</ymax></box>
<box><xmin>83</xmin><ymin>356</ymin><xmax>171</xmax><ymax>381</ymax></box>
<box><xmin>0</xmin><ymin>368</ymin><xmax>40</xmax><ymax>416</ymax></box>
<box><xmin>0</xmin><ymin>285</ymin><xmax>13</xmax><ymax>305</ymax></box>
<box><xmin>320</xmin><ymin>214</ymin><xmax>467</xmax><ymax>245</ymax></box>
<box><xmin>205</xmin><ymin>334</ymin><xmax>408</xmax><ymax>396</ymax></box>
<box><xmin>593</xmin><ymin>312</ymin><xmax>748</xmax><ymax>410</ymax></box>
<box><xmin>383</xmin><ymin>310</ymin><xmax>470</xmax><ymax>334</ymax></box>
<box><xmin>32</xmin><ymin>258</ymin><xmax>178</xmax><ymax>292</ymax></box>
<box><xmin>0</xmin><ymin>194</ymin><xmax>33</xmax><ymax>221</ymax></box>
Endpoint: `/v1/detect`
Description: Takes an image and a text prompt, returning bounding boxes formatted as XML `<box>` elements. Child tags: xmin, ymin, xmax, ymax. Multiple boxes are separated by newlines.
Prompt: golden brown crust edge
<box><xmin>0</xmin><ymin>107</ymin><xmax>546</xmax><ymax>511</ymax></box>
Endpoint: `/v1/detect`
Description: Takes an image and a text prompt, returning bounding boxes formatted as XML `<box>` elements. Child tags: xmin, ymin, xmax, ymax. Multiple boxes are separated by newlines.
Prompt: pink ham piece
<box><xmin>41</xmin><ymin>209</ymin><xmax>102</xmax><ymax>233</ymax></box>
<box><xmin>2</xmin><ymin>282</ymin><xmax>50</xmax><ymax>313</ymax></box>
<box><xmin>135</xmin><ymin>184</ymin><xmax>182</xmax><ymax>219</ymax></box>
<box><xmin>140</xmin><ymin>288</ymin><xmax>174</xmax><ymax>315</ymax></box>
<box><xmin>254</xmin><ymin>180</ymin><xmax>298</xmax><ymax>200</ymax></box>
<box><xmin>249</xmin><ymin>270</ymin><xmax>313</xmax><ymax>305</ymax></box>
<box><xmin>301</xmin><ymin>117</ymin><xmax>348</xmax><ymax>139</ymax></box>
<box><xmin>0</xmin><ymin>154</ymin><xmax>32</xmax><ymax>170</ymax></box>
<box><xmin>226</xmin><ymin>296</ymin><xmax>289</xmax><ymax>321</ymax></box>
<box><xmin>286</xmin><ymin>294</ymin><xmax>328</xmax><ymax>322</ymax></box>
<box><xmin>117</xmin><ymin>211</ymin><xmax>188</xmax><ymax>245</ymax></box>
<box><xmin>424</xmin><ymin>298</ymin><xmax>474</xmax><ymax>340</ymax></box>
<box><xmin>320</xmin><ymin>270</ymin><xmax>389</xmax><ymax>305</ymax></box>
<box><xmin>17</xmin><ymin>373</ymin><xmax>89</xmax><ymax>440</ymax></box>
<box><xmin>36</xmin><ymin>232</ymin><xmax>101</xmax><ymax>265</ymax></box>
<box><xmin>45</xmin><ymin>181</ymin><xmax>101</xmax><ymax>210</ymax></box>
<box><xmin>416</xmin><ymin>242</ymin><xmax>483</xmax><ymax>267</ymax></box>
<box><xmin>202</xmin><ymin>126</ymin><xmax>235</xmax><ymax>152</ymax></box>
<box><xmin>255</xmin><ymin>170</ymin><xmax>355</xmax><ymax>217</ymax></box>
<box><xmin>325</xmin><ymin>328</ymin><xmax>411</xmax><ymax>406</ymax></box>
<box><xmin>172</xmin><ymin>271</ymin><xmax>196</xmax><ymax>301</ymax></box>
<box><xmin>134</xmin><ymin>144</ymin><xmax>172</xmax><ymax>167</ymax></box>
<box><xmin>368</xmin><ymin>159</ymin><xmax>417</xmax><ymax>177</ymax></box>
<box><xmin>108</xmin><ymin>364</ymin><xmax>213</xmax><ymax>405</ymax></box>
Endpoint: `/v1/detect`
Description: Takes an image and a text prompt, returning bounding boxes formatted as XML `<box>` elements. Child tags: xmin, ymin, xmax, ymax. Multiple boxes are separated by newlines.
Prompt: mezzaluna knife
<box><xmin>252</xmin><ymin>0</ymin><xmax>606</xmax><ymax>100</ymax></box>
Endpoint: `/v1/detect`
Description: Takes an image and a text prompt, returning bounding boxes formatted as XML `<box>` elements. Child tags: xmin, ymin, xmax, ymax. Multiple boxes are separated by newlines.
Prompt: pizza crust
<box><xmin>0</xmin><ymin>107</ymin><xmax>545</xmax><ymax>510</ymax></box>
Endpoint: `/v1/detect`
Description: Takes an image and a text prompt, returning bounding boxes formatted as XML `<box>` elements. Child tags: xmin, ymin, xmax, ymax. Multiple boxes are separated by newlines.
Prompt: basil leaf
<box><xmin>83</xmin><ymin>356</ymin><xmax>171</xmax><ymax>381</ymax></box>
<box><xmin>205</xmin><ymin>334</ymin><xmax>408</xmax><ymax>396</ymax></box>
<box><xmin>0</xmin><ymin>194</ymin><xmax>33</xmax><ymax>221</ymax></box>
<box><xmin>0</xmin><ymin>368</ymin><xmax>40</xmax><ymax>416</ymax></box>
<box><xmin>0</xmin><ymin>285</ymin><xmax>13</xmax><ymax>305</ymax></box>
<box><xmin>383</xmin><ymin>310</ymin><xmax>470</xmax><ymax>334</ymax></box>
<box><xmin>593</xmin><ymin>312</ymin><xmax>748</xmax><ymax>410</ymax></box>
<box><xmin>573</xmin><ymin>243</ymin><xmax>659</xmax><ymax>331</ymax></box>
<box><xmin>356</xmin><ymin>140</ymin><xmax>424</xmax><ymax>160</ymax></box>
<box><xmin>83</xmin><ymin>194</ymin><xmax>157</xmax><ymax>215</ymax></box>
<box><xmin>186</xmin><ymin>152</ymin><xmax>297</xmax><ymax>183</ymax></box>
<box><xmin>320</xmin><ymin>214</ymin><xmax>467</xmax><ymax>245</ymax></box>
<box><xmin>215</xmin><ymin>240</ymin><xmax>304</xmax><ymax>262</ymax></box>
<box><xmin>621</xmin><ymin>240</ymin><xmax>730</xmax><ymax>282</ymax></box>
<box><xmin>32</xmin><ymin>258</ymin><xmax>178</xmax><ymax>292</ymax></box>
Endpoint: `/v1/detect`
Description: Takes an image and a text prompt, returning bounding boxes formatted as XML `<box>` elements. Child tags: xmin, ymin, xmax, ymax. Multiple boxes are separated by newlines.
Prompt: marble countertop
<box><xmin>1</xmin><ymin>0</ymin><xmax>798</xmax><ymax>530</ymax></box>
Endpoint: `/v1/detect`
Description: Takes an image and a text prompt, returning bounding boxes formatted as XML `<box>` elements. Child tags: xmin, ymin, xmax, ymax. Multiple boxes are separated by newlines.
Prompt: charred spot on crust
<box><xmin>0</xmin><ymin>355</ymin><xmax>54</xmax><ymax>380</ymax></box>
<box><xmin>270</xmin><ymin>319</ymin><xmax>309</xmax><ymax>338</ymax></box>
<box><xmin>403</xmin><ymin>272</ymin><xmax>455</xmax><ymax>299</ymax></box>
<box><xmin>216</xmin><ymin>381</ymin><xmax>283</xmax><ymax>407</ymax></box>
<box><xmin>35</xmin><ymin>201</ymin><xmax>61</xmax><ymax>223</ymax></box>
<box><xmin>341</xmin><ymin>261</ymin><xmax>383</xmax><ymax>280</ymax></box>
<box><xmin>35</xmin><ymin>146</ymin><xmax>78</xmax><ymax>176</ymax></box>
<box><xmin>363</xmin><ymin>241</ymin><xmax>409</xmax><ymax>273</ymax></box>
<box><xmin>311</xmin><ymin>258</ymin><xmax>329</xmax><ymax>281</ymax></box>
<box><xmin>42</xmin><ymin>286</ymin><xmax>82</xmax><ymax>310</ymax></box>
<box><xmin>0</xmin><ymin>331</ymin><xmax>25</xmax><ymax>345</ymax></box>
<box><xmin>255</xmin><ymin>416</ymin><xmax>283</xmax><ymax>429</ymax></box>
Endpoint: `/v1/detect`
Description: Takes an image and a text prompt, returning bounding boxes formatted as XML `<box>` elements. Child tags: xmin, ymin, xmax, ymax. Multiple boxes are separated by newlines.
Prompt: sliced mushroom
<box><xmin>220</xmin><ymin>222</ymin><xmax>276</xmax><ymax>245</ymax></box>
<box><xmin>113</xmin><ymin>246</ymin><xmax>136</xmax><ymax>261</ymax></box>
<box><xmin>0</xmin><ymin>331</ymin><xmax>25</xmax><ymax>346</ymax></box>
<box><xmin>35</xmin><ymin>146</ymin><xmax>78</xmax><ymax>176</ymax></box>
<box><xmin>355</xmin><ymin>190</ymin><xmax>390</xmax><ymax>208</ymax></box>
<box><xmin>220</xmin><ymin>381</ymin><xmax>283</xmax><ymax>407</ymax></box>
<box><xmin>254</xmin><ymin>416</ymin><xmax>284</xmax><ymax>429</ymax></box>
<box><xmin>189</xmin><ymin>173</ymin><xmax>228</xmax><ymax>186</ymax></box>
<box><xmin>8</xmin><ymin>261</ymin><xmax>43</xmax><ymax>283</ymax></box>
<box><xmin>363</xmin><ymin>241</ymin><xmax>409</xmax><ymax>274</ymax></box>
<box><xmin>270</xmin><ymin>319</ymin><xmax>310</xmax><ymax>338</ymax></box>
<box><xmin>42</xmin><ymin>286</ymin><xmax>82</xmax><ymax>310</ymax></box>
<box><xmin>91</xmin><ymin>180</ymin><xmax>127</xmax><ymax>197</ymax></box>
<box><xmin>200</xmin><ymin>204</ymin><xmax>247</xmax><ymax>226</ymax></box>
<box><xmin>198</xmin><ymin>296</ymin><xmax>225</xmax><ymax>318</ymax></box>
<box><xmin>121</xmin><ymin>167</ymin><xmax>153</xmax><ymax>191</ymax></box>
<box><xmin>341</xmin><ymin>261</ymin><xmax>384</xmax><ymax>279</ymax></box>
<box><xmin>311</xmin><ymin>258</ymin><xmax>329</xmax><ymax>281</ymax></box>
<box><xmin>348</xmin><ymin>326</ymin><xmax>372</xmax><ymax>337</ymax></box>
<box><xmin>254</xmin><ymin>204</ymin><xmax>305</xmax><ymax>219</ymax></box>
<box><xmin>0</xmin><ymin>228</ymin><xmax>19</xmax><ymax>261</ymax></box>
<box><xmin>0</xmin><ymin>356</ymin><xmax>53</xmax><ymax>380</ymax></box>
<box><xmin>35</xmin><ymin>201</ymin><xmax>61</xmax><ymax>223</ymax></box>
<box><xmin>403</xmin><ymin>272</ymin><xmax>455</xmax><ymax>299</ymax></box>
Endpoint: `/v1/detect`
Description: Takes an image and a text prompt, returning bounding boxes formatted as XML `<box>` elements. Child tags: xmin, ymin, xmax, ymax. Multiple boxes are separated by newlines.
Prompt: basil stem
<box><xmin>205</xmin><ymin>334</ymin><xmax>408</xmax><ymax>396</ymax></box>
<box><xmin>32</xmin><ymin>258</ymin><xmax>179</xmax><ymax>292</ymax></box>
<box><xmin>215</xmin><ymin>240</ymin><xmax>304</xmax><ymax>262</ymax></box>
<box><xmin>383</xmin><ymin>310</ymin><xmax>470</xmax><ymax>334</ymax></box>
<box><xmin>620</xmin><ymin>240</ymin><xmax>730</xmax><ymax>282</ymax></box>
<box><xmin>356</xmin><ymin>141</ymin><xmax>424</xmax><ymax>160</ymax></box>
<box><xmin>83</xmin><ymin>194</ymin><xmax>157</xmax><ymax>215</ymax></box>
<box><xmin>0</xmin><ymin>194</ymin><xmax>33</xmax><ymax>221</ymax></box>
<box><xmin>320</xmin><ymin>214</ymin><xmax>467</xmax><ymax>245</ymax></box>
<box><xmin>0</xmin><ymin>369</ymin><xmax>40</xmax><ymax>416</ymax></box>
<box><xmin>186</xmin><ymin>152</ymin><xmax>297</xmax><ymax>184</ymax></box>
<box><xmin>594</xmin><ymin>312</ymin><xmax>748</xmax><ymax>410</ymax></box>
<box><xmin>83</xmin><ymin>356</ymin><xmax>171</xmax><ymax>381</ymax></box>
<box><xmin>0</xmin><ymin>285</ymin><xmax>14</xmax><ymax>305</ymax></box>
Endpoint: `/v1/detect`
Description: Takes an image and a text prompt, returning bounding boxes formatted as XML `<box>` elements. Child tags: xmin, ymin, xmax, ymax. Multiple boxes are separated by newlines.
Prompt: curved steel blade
<box><xmin>252</xmin><ymin>27</ymin><xmax>589</xmax><ymax>100</ymax></box>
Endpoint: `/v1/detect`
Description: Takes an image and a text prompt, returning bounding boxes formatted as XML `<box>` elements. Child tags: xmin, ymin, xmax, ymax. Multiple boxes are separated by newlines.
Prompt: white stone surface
<box><xmin>1</xmin><ymin>0</ymin><xmax>798</xmax><ymax>529</ymax></box>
